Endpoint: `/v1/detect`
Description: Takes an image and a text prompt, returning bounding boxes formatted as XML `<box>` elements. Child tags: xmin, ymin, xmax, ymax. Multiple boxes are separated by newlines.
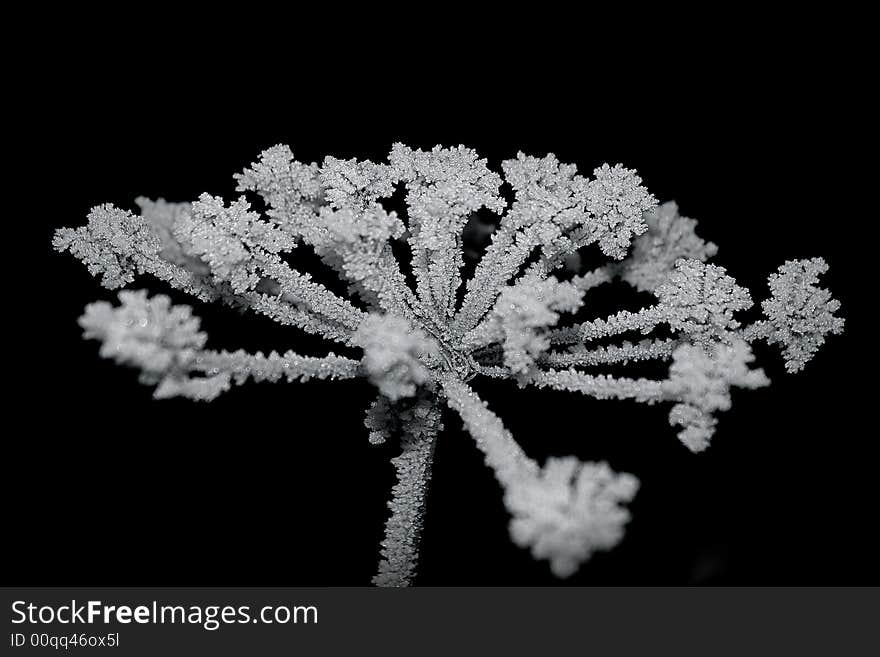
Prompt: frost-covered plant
<box><xmin>54</xmin><ymin>145</ymin><xmax>844</xmax><ymax>585</ymax></box>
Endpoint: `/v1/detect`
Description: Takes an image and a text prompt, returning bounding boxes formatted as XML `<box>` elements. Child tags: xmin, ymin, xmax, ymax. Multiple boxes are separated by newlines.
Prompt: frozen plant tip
<box><xmin>55</xmin><ymin>145</ymin><xmax>845</xmax><ymax>585</ymax></box>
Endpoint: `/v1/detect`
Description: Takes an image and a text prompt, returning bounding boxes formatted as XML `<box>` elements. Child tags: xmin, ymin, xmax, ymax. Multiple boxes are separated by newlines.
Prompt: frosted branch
<box><xmin>442</xmin><ymin>377</ymin><xmax>638</xmax><ymax>577</ymax></box>
<box><xmin>527</xmin><ymin>369</ymin><xmax>665</xmax><ymax>403</ymax></box>
<box><xmin>541</xmin><ymin>338</ymin><xmax>678</xmax><ymax>368</ymax></box>
<box><xmin>390</xmin><ymin>144</ymin><xmax>505</xmax><ymax>319</ymax></box>
<box><xmin>440</xmin><ymin>377</ymin><xmax>538</xmax><ymax>486</ymax></box>
<box><xmin>78</xmin><ymin>290</ymin><xmax>360</xmax><ymax>402</ymax></box>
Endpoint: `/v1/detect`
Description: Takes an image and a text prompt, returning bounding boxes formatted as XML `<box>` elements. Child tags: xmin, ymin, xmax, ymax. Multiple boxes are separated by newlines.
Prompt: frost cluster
<box><xmin>55</xmin><ymin>144</ymin><xmax>844</xmax><ymax>585</ymax></box>
<box><xmin>506</xmin><ymin>458</ymin><xmax>639</xmax><ymax>578</ymax></box>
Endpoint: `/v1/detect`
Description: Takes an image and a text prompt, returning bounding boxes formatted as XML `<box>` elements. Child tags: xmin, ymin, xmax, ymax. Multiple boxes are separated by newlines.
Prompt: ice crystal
<box><xmin>55</xmin><ymin>144</ymin><xmax>844</xmax><ymax>585</ymax></box>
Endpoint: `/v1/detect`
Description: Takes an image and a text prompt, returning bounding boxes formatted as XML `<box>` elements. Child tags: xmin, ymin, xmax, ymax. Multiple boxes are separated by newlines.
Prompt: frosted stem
<box><xmin>372</xmin><ymin>418</ymin><xmax>438</xmax><ymax>587</ymax></box>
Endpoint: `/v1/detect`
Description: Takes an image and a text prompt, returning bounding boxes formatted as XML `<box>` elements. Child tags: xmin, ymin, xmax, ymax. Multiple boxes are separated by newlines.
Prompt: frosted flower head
<box><xmin>54</xmin><ymin>143</ymin><xmax>844</xmax><ymax>585</ymax></box>
<box><xmin>620</xmin><ymin>201</ymin><xmax>718</xmax><ymax>291</ymax></box>
<box><xmin>78</xmin><ymin>290</ymin><xmax>207</xmax><ymax>381</ymax></box>
<box><xmin>319</xmin><ymin>205</ymin><xmax>405</xmax><ymax>249</ymax></box>
<box><xmin>53</xmin><ymin>204</ymin><xmax>162</xmax><ymax>289</ymax></box>
<box><xmin>390</xmin><ymin>143</ymin><xmax>506</xmax><ymax>219</ymax></box>
<box><xmin>585</xmin><ymin>164</ymin><xmax>656</xmax><ymax>259</ymax></box>
<box><xmin>176</xmin><ymin>194</ymin><xmax>297</xmax><ymax>293</ymax></box>
<box><xmin>663</xmin><ymin>339</ymin><xmax>770</xmax><ymax>452</ymax></box>
<box><xmin>493</xmin><ymin>278</ymin><xmax>583</xmax><ymax>378</ymax></box>
<box><xmin>133</xmin><ymin>197</ymin><xmax>208</xmax><ymax>273</ymax></box>
<box><xmin>354</xmin><ymin>314</ymin><xmax>438</xmax><ymax>401</ymax></box>
<box><xmin>234</xmin><ymin>144</ymin><xmax>323</xmax><ymax>213</ymax></box>
<box><xmin>500</xmin><ymin>153</ymin><xmax>582</xmax><ymax>229</ymax></box>
<box><xmin>760</xmin><ymin>258</ymin><xmax>845</xmax><ymax>373</ymax></box>
<box><xmin>320</xmin><ymin>155</ymin><xmax>395</xmax><ymax>211</ymax></box>
<box><xmin>656</xmin><ymin>259</ymin><xmax>752</xmax><ymax>343</ymax></box>
<box><xmin>506</xmin><ymin>458</ymin><xmax>639</xmax><ymax>578</ymax></box>
<box><xmin>500</xmin><ymin>152</ymin><xmax>578</xmax><ymax>194</ymax></box>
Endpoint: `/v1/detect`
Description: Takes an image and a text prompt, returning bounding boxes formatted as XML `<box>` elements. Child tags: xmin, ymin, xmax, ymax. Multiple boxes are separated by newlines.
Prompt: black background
<box><xmin>7</xmin><ymin>19</ymin><xmax>874</xmax><ymax>586</ymax></box>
